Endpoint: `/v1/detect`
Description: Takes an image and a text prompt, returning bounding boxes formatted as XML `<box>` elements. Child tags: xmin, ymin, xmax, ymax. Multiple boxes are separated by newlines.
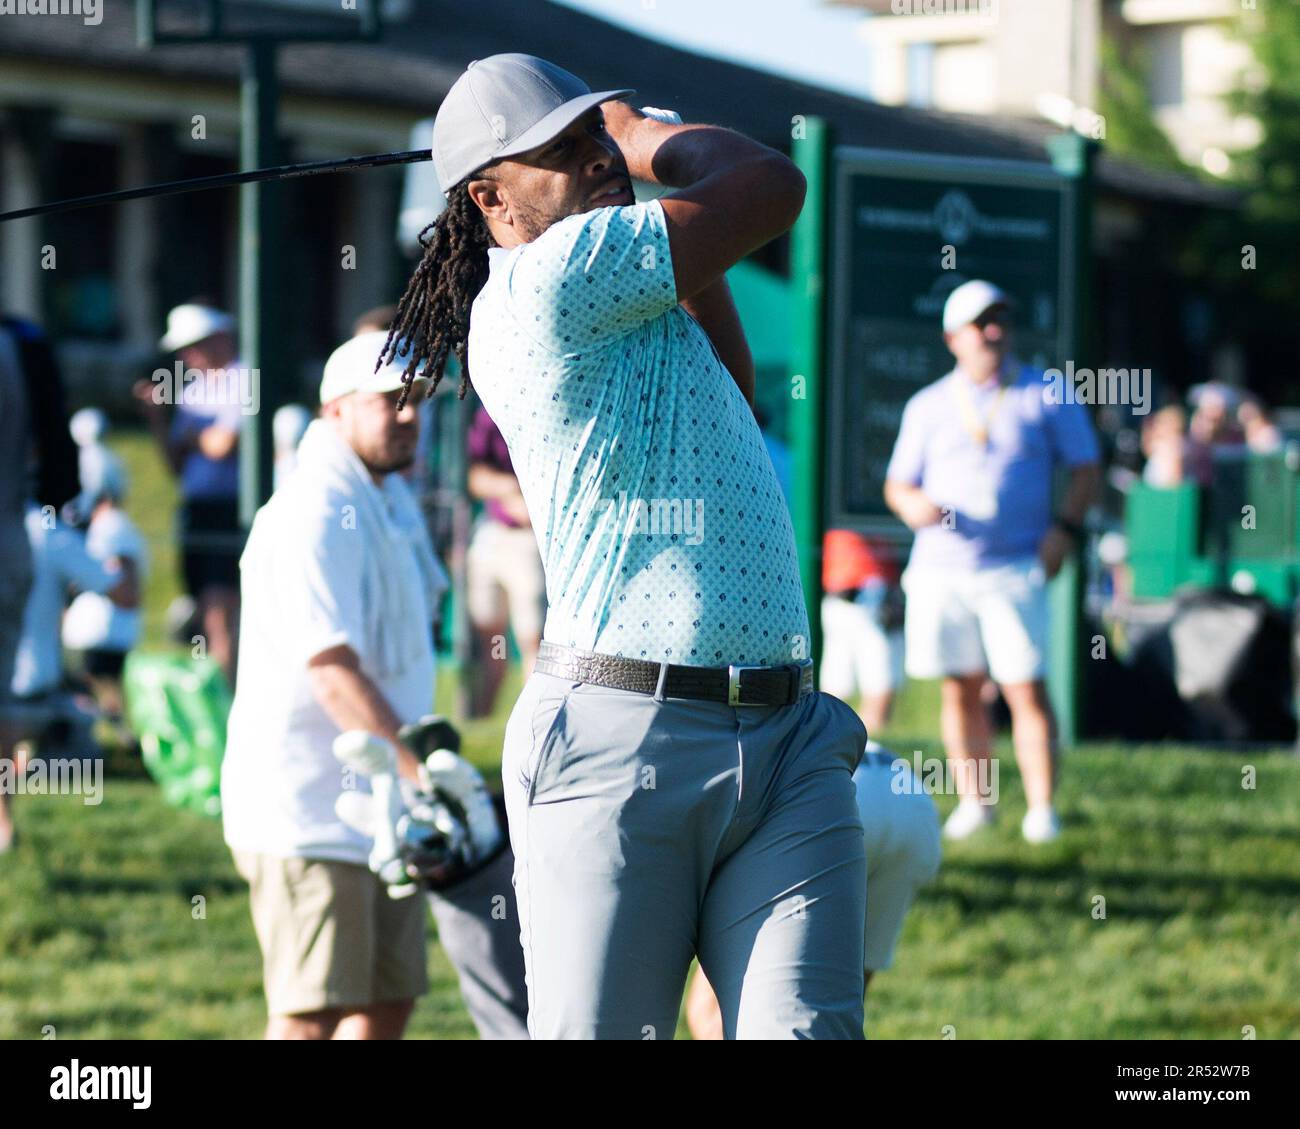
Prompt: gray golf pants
<box><xmin>502</xmin><ymin>672</ymin><xmax>868</xmax><ymax>1040</ymax></box>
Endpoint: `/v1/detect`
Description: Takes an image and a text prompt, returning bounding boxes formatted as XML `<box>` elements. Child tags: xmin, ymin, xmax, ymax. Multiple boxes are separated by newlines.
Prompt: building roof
<box><xmin>0</xmin><ymin>0</ymin><xmax>1237</xmax><ymax>209</ymax></box>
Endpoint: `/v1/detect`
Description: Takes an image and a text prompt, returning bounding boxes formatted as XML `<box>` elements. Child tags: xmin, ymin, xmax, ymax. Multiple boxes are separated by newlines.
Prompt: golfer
<box><xmin>379</xmin><ymin>54</ymin><xmax>868</xmax><ymax>1039</ymax></box>
<box><xmin>684</xmin><ymin>742</ymin><xmax>942</xmax><ymax>1039</ymax></box>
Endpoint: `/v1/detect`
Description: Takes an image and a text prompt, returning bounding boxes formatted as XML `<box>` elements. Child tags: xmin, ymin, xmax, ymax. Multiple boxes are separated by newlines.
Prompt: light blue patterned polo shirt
<box><xmin>467</xmin><ymin>198</ymin><xmax>809</xmax><ymax>666</ymax></box>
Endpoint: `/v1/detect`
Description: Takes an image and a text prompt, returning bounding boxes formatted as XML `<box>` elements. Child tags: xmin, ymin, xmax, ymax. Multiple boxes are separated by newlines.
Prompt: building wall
<box><xmin>856</xmin><ymin>0</ymin><xmax>1100</xmax><ymax>115</ymax></box>
<box><xmin>849</xmin><ymin>0</ymin><xmax>1256</xmax><ymax>174</ymax></box>
<box><xmin>0</xmin><ymin>59</ymin><xmax>418</xmax><ymax>411</ymax></box>
<box><xmin>1116</xmin><ymin>0</ymin><xmax>1260</xmax><ymax>172</ymax></box>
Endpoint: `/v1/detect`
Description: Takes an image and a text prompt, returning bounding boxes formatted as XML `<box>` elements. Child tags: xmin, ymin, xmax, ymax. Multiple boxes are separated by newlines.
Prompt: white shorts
<box><xmin>820</xmin><ymin>594</ymin><xmax>904</xmax><ymax>698</ymax></box>
<box><xmin>901</xmin><ymin>557</ymin><xmax>1049</xmax><ymax>684</ymax></box>
<box><xmin>854</xmin><ymin>751</ymin><xmax>942</xmax><ymax>972</ymax></box>
<box><xmin>466</xmin><ymin>518</ymin><xmax>547</xmax><ymax>643</ymax></box>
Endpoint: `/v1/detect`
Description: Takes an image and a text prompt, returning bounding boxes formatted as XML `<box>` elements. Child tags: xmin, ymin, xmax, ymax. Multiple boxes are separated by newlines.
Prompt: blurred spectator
<box><xmin>133</xmin><ymin>303</ymin><xmax>245</xmax><ymax>686</ymax></box>
<box><xmin>62</xmin><ymin>443</ymin><xmax>147</xmax><ymax>720</ymax></box>
<box><xmin>883</xmin><ymin>279</ymin><xmax>1100</xmax><ymax>845</ymax></box>
<box><xmin>1238</xmin><ymin>396</ymin><xmax>1283</xmax><ymax>455</ymax></box>
<box><xmin>220</xmin><ymin>334</ymin><xmax>488</xmax><ymax>1040</ymax></box>
<box><xmin>1187</xmin><ymin>382</ymin><xmax>1244</xmax><ymax>449</ymax></box>
<box><xmin>0</xmin><ymin>315</ymin><xmax>81</xmax><ymax>853</ymax></box>
<box><xmin>12</xmin><ymin>501</ymin><xmax>132</xmax><ymax>701</ymax></box>
<box><xmin>0</xmin><ymin>326</ymin><xmax>32</xmax><ymax>854</ymax></box>
<box><xmin>272</xmin><ymin>404</ymin><xmax>312</xmax><ymax>490</ymax></box>
<box><xmin>820</xmin><ymin>530</ymin><xmax>905</xmax><ymax>734</ymax></box>
<box><xmin>1141</xmin><ymin>405</ymin><xmax>1191</xmax><ymax>487</ymax></box>
<box><xmin>7</xmin><ymin>500</ymin><xmax>133</xmax><ymax>793</ymax></box>
<box><xmin>465</xmin><ymin>406</ymin><xmax>544</xmax><ymax>716</ymax></box>
<box><xmin>67</xmin><ymin>407</ymin><xmax>111</xmax><ymax>519</ymax></box>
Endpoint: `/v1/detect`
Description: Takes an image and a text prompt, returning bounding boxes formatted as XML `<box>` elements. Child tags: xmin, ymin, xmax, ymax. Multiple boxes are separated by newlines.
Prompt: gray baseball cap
<box><xmin>432</xmin><ymin>53</ymin><xmax>634</xmax><ymax>198</ymax></box>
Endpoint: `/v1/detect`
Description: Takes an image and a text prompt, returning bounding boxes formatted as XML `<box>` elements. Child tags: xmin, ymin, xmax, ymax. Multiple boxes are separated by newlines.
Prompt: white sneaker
<box><xmin>1021</xmin><ymin>806</ymin><xmax>1062</xmax><ymax>844</ymax></box>
<box><xmin>943</xmin><ymin>799</ymin><xmax>995</xmax><ymax>840</ymax></box>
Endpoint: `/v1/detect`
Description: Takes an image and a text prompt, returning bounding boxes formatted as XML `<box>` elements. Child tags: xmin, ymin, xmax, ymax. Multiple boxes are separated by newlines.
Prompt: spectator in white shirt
<box><xmin>222</xmin><ymin>333</ymin><xmax>529</xmax><ymax>1042</ymax></box>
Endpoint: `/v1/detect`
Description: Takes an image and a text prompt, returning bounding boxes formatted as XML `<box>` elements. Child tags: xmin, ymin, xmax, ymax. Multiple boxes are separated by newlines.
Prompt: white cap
<box><xmin>942</xmin><ymin>280</ymin><xmax>1013</xmax><ymax>334</ymax></box>
<box><xmin>69</xmin><ymin>407</ymin><xmax>108</xmax><ymax>448</ymax></box>
<box><xmin>319</xmin><ymin>331</ymin><xmax>430</xmax><ymax>405</ymax></box>
<box><xmin>159</xmin><ymin>304</ymin><xmax>235</xmax><ymax>352</ymax></box>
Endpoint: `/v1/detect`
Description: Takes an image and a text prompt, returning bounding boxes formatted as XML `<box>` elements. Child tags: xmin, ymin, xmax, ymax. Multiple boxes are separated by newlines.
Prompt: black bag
<box><xmin>1129</xmin><ymin>590</ymin><xmax>1295</xmax><ymax>744</ymax></box>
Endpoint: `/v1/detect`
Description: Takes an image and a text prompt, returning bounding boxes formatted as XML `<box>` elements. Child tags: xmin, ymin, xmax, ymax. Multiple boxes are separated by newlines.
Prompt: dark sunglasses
<box><xmin>973</xmin><ymin>305</ymin><xmax>1011</xmax><ymax>331</ymax></box>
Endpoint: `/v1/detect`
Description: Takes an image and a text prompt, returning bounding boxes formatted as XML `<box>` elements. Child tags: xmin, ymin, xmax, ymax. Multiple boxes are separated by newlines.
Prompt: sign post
<box><xmin>789</xmin><ymin>117</ymin><xmax>831</xmax><ymax>663</ymax></box>
<box><xmin>1045</xmin><ymin>132</ymin><xmax>1099</xmax><ymax>746</ymax></box>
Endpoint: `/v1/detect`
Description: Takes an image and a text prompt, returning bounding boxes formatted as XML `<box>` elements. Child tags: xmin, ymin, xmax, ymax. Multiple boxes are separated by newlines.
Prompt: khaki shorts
<box><xmin>466</xmin><ymin>518</ymin><xmax>546</xmax><ymax>643</ymax></box>
<box><xmin>233</xmin><ymin>851</ymin><xmax>428</xmax><ymax>1017</ymax></box>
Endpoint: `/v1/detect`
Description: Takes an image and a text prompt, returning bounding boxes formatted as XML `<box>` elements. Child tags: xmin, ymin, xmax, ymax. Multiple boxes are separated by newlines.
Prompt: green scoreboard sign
<box><xmin>826</xmin><ymin>149</ymin><xmax>1077</xmax><ymax>532</ymax></box>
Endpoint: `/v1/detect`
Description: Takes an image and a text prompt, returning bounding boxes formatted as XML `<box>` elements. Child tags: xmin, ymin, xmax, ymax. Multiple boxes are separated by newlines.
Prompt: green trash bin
<box><xmin>123</xmin><ymin>653</ymin><xmax>232</xmax><ymax>818</ymax></box>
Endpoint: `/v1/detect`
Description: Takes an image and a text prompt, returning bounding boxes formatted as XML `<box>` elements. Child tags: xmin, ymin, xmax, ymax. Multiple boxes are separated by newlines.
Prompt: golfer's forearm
<box><xmin>604</xmin><ymin>102</ymin><xmax>790</xmax><ymax>190</ymax></box>
<box><xmin>679</xmin><ymin>276</ymin><xmax>755</xmax><ymax>405</ymax></box>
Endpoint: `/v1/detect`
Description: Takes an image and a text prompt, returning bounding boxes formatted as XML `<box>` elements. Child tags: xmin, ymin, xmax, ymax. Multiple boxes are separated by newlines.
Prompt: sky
<box><xmin>549</xmin><ymin>0</ymin><xmax>875</xmax><ymax>100</ymax></box>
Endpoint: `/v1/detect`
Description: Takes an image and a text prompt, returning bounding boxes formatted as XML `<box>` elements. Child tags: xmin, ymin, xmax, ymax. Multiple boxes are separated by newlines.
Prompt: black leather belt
<box><xmin>534</xmin><ymin>641</ymin><xmax>814</xmax><ymax>707</ymax></box>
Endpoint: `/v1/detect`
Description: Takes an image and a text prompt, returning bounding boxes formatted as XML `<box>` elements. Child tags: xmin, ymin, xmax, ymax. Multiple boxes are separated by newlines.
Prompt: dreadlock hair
<box><xmin>379</xmin><ymin>178</ymin><xmax>495</xmax><ymax>409</ymax></box>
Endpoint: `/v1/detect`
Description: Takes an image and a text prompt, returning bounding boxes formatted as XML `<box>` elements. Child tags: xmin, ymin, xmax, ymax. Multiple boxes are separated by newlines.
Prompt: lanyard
<box><xmin>952</xmin><ymin>369</ymin><xmax>1011</xmax><ymax>451</ymax></box>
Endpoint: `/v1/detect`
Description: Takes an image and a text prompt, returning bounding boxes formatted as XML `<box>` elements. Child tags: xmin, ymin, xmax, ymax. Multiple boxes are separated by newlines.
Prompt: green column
<box><xmin>1045</xmin><ymin>131</ymin><xmax>1100</xmax><ymax>746</ymax></box>
<box><xmin>788</xmin><ymin>117</ymin><xmax>831</xmax><ymax>664</ymax></box>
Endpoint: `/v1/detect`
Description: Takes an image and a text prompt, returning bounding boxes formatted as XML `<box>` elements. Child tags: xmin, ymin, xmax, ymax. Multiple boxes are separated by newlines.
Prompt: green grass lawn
<box><xmin>2</xmin><ymin>431</ymin><xmax>1296</xmax><ymax>1039</ymax></box>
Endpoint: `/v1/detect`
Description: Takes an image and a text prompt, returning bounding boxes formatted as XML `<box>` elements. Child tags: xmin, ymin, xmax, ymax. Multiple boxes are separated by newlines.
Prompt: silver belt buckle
<box><xmin>727</xmin><ymin>664</ymin><xmax>765</xmax><ymax>706</ymax></box>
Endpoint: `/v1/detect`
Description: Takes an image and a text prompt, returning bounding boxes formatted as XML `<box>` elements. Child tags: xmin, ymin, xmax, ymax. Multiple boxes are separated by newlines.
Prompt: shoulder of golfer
<box><xmin>601</xmin><ymin>101</ymin><xmax>806</xmax><ymax>304</ymax></box>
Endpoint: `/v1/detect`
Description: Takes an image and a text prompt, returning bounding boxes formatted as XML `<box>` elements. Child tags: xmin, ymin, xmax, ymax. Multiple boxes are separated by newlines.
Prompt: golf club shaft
<box><xmin>0</xmin><ymin>149</ymin><xmax>433</xmax><ymax>224</ymax></box>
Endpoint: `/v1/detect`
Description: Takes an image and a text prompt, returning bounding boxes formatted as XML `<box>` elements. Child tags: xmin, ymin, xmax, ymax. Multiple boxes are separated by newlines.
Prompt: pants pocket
<box><xmin>523</xmin><ymin>692</ymin><xmax>570</xmax><ymax>803</ymax></box>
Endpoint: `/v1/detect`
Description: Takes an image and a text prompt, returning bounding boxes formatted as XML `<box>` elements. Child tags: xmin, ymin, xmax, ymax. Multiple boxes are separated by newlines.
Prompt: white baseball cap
<box><xmin>159</xmin><ymin>303</ymin><xmax>236</xmax><ymax>352</ymax></box>
<box><xmin>942</xmin><ymin>280</ymin><xmax>1014</xmax><ymax>334</ymax></box>
<box><xmin>319</xmin><ymin>331</ymin><xmax>430</xmax><ymax>405</ymax></box>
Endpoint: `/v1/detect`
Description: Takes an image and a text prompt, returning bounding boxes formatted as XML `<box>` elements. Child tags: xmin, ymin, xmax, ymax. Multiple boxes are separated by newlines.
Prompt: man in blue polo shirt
<box><xmin>381</xmin><ymin>55</ymin><xmax>868</xmax><ymax>1039</ymax></box>
<box><xmin>884</xmin><ymin>280</ymin><xmax>1100</xmax><ymax>845</ymax></box>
